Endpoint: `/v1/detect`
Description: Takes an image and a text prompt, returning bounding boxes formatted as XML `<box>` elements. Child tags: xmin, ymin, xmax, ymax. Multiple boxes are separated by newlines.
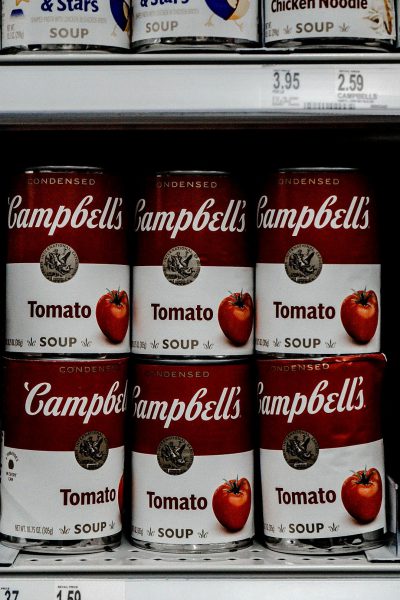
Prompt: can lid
<box><xmin>274</xmin><ymin>167</ymin><xmax>359</xmax><ymax>173</ymax></box>
<box><xmin>24</xmin><ymin>165</ymin><xmax>103</xmax><ymax>174</ymax></box>
<box><xmin>156</xmin><ymin>170</ymin><xmax>230</xmax><ymax>176</ymax></box>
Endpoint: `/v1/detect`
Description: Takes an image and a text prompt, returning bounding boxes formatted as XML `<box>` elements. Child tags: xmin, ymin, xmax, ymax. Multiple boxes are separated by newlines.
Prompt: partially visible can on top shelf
<box><xmin>131</xmin><ymin>0</ymin><xmax>259</xmax><ymax>51</ymax></box>
<box><xmin>255</xmin><ymin>167</ymin><xmax>380</xmax><ymax>357</ymax></box>
<box><xmin>0</xmin><ymin>356</ymin><xmax>128</xmax><ymax>553</ymax></box>
<box><xmin>130</xmin><ymin>358</ymin><xmax>254</xmax><ymax>552</ymax></box>
<box><xmin>6</xmin><ymin>166</ymin><xmax>130</xmax><ymax>356</ymax></box>
<box><xmin>257</xmin><ymin>353</ymin><xmax>387</xmax><ymax>554</ymax></box>
<box><xmin>1</xmin><ymin>0</ymin><xmax>131</xmax><ymax>52</ymax></box>
<box><xmin>264</xmin><ymin>0</ymin><xmax>395</xmax><ymax>49</ymax></box>
<box><xmin>132</xmin><ymin>170</ymin><xmax>254</xmax><ymax>359</ymax></box>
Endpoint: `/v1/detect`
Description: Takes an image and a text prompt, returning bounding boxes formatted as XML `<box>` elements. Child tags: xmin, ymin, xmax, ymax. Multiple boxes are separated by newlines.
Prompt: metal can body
<box><xmin>1</xmin><ymin>0</ymin><xmax>131</xmax><ymax>51</ymax></box>
<box><xmin>6</xmin><ymin>167</ymin><xmax>130</xmax><ymax>356</ymax></box>
<box><xmin>264</xmin><ymin>0</ymin><xmax>395</xmax><ymax>49</ymax></box>
<box><xmin>255</xmin><ymin>168</ymin><xmax>380</xmax><ymax>357</ymax></box>
<box><xmin>131</xmin><ymin>0</ymin><xmax>259</xmax><ymax>51</ymax></box>
<box><xmin>257</xmin><ymin>353</ymin><xmax>386</xmax><ymax>554</ymax></box>
<box><xmin>132</xmin><ymin>171</ymin><xmax>254</xmax><ymax>359</ymax></box>
<box><xmin>0</xmin><ymin>356</ymin><xmax>128</xmax><ymax>553</ymax></box>
<box><xmin>130</xmin><ymin>360</ymin><xmax>254</xmax><ymax>552</ymax></box>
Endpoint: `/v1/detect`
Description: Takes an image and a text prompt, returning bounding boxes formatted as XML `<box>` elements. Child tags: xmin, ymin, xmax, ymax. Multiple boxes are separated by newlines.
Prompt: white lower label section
<box><xmin>6</xmin><ymin>263</ymin><xmax>129</xmax><ymax>354</ymax></box>
<box><xmin>132</xmin><ymin>265</ymin><xmax>253</xmax><ymax>356</ymax></box>
<box><xmin>261</xmin><ymin>440</ymin><xmax>386</xmax><ymax>539</ymax></box>
<box><xmin>131</xmin><ymin>451</ymin><xmax>254</xmax><ymax>546</ymax></box>
<box><xmin>265</xmin><ymin>0</ymin><xmax>395</xmax><ymax>42</ymax></box>
<box><xmin>255</xmin><ymin>263</ymin><xmax>380</xmax><ymax>355</ymax></box>
<box><xmin>0</xmin><ymin>443</ymin><xmax>123</xmax><ymax>540</ymax></box>
<box><xmin>132</xmin><ymin>0</ymin><xmax>259</xmax><ymax>44</ymax></box>
<box><xmin>1</xmin><ymin>0</ymin><xmax>130</xmax><ymax>49</ymax></box>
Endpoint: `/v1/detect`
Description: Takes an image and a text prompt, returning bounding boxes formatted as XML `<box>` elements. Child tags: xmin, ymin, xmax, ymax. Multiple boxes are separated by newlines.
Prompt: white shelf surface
<box><xmin>2</xmin><ymin>52</ymin><xmax>400</xmax><ymax>125</ymax></box>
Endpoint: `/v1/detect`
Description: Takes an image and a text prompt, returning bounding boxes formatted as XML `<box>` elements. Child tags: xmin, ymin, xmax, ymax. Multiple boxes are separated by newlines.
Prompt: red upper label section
<box><xmin>7</xmin><ymin>171</ymin><xmax>128</xmax><ymax>265</ymax></box>
<box><xmin>257</xmin><ymin>170</ymin><xmax>380</xmax><ymax>264</ymax></box>
<box><xmin>133</xmin><ymin>172</ymin><xmax>252</xmax><ymax>267</ymax></box>
<box><xmin>3</xmin><ymin>358</ymin><xmax>129</xmax><ymax>451</ymax></box>
<box><xmin>257</xmin><ymin>354</ymin><xmax>385</xmax><ymax>450</ymax></box>
<box><xmin>131</xmin><ymin>361</ymin><xmax>253</xmax><ymax>455</ymax></box>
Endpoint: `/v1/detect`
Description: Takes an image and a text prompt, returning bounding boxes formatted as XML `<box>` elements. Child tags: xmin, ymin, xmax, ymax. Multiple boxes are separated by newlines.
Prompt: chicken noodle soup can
<box><xmin>264</xmin><ymin>0</ymin><xmax>395</xmax><ymax>48</ymax></box>
<box><xmin>6</xmin><ymin>166</ymin><xmax>130</xmax><ymax>355</ymax></box>
<box><xmin>131</xmin><ymin>0</ymin><xmax>259</xmax><ymax>51</ymax></box>
<box><xmin>257</xmin><ymin>353</ymin><xmax>386</xmax><ymax>554</ymax></box>
<box><xmin>0</xmin><ymin>356</ymin><xmax>128</xmax><ymax>553</ymax></box>
<box><xmin>131</xmin><ymin>360</ymin><xmax>254</xmax><ymax>552</ymax></box>
<box><xmin>132</xmin><ymin>171</ymin><xmax>253</xmax><ymax>358</ymax></box>
<box><xmin>256</xmin><ymin>168</ymin><xmax>380</xmax><ymax>356</ymax></box>
<box><xmin>1</xmin><ymin>0</ymin><xmax>131</xmax><ymax>51</ymax></box>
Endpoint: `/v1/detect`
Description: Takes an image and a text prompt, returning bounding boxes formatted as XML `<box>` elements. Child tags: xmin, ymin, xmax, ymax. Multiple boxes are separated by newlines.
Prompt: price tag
<box><xmin>1</xmin><ymin>581</ymin><xmax>53</xmax><ymax>599</ymax></box>
<box><xmin>55</xmin><ymin>581</ymin><xmax>125</xmax><ymax>600</ymax></box>
<box><xmin>335</xmin><ymin>68</ymin><xmax>384</xmax><ymax>110</ymax></box>
<box><xmin>270</xmin><ymin>68</ymin><xmax>302</xmax><ymax>108</ymax></box>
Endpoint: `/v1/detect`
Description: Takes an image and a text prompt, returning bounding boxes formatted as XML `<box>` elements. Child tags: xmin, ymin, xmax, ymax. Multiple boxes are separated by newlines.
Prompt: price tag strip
<box><xmin>1</xmin><ymin>580</ymin><xmax>125</xmax><ymax>600</ymax></box>
<box><xmin>264</xmin><ymin>64</ymin><xmax>400</xmax><ymax>112</ymax></box>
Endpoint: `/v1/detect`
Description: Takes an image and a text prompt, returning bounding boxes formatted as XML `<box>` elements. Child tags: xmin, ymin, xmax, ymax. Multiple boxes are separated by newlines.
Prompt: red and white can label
<box><xmin>257</xmin><ymin>354</ymin><xmax>386</xmax><ymax>541</ymax></box>
<box><xmin>131</xmin><ymin>361</ymin><xmax>254</xmax><ymax>547</ymax></box>
<box><xmin>132</xmin><ymin>172</ymin><xmax>254</xmax><ymax>357</ymax></box>
<box><xmin>6</xmin><ymin>170</ymin><xmax>130</xmax><ymax>355</ymax></box>
<box><xmin>256</xmin><ymin>170</ymin><xmax>380</xmax><ymax>355</ymax></box>
<box><xmin>0</xmin><ymin>357</ymin><xmax>128</xmax><ymax>542</ymax></box>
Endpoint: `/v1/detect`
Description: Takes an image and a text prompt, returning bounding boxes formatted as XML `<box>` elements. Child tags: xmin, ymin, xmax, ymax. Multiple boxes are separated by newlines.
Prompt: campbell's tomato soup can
<box><xmin>264</xmin><ymin>0</ymin><xmax>395</xmax><ymax>49</ymax></box>
<box><xmin>132</xmin><ymin>171</ymin><xmax>254</xmax><ymax>358</ymax></box>
<box><xmin>256</xmin><ymin>168</ymin><xmax>380</xmax><ymax>356</ymax></box>
<box><xmin>0</xmin><ymin>356</ymin><xmax>128</xmax><ymax>553</ymax></box>
<box><xmin>257</xmin><ymin>353</ymin><xmax>386</xmax><ymax>554</ymax></box>
<box><xmin>6</xmin><ymin>166</ymin><xmax>130</xmax><ymax>356</ymax></box>
<box><xmin>131</xmin><ymin>360</ymin><xmax>254</xmax><ymax>552</ymax></box>
<box><xmin>1</xmin><ymin>0</ymin><xmax>131</xmax><ymax>51</ymax></box>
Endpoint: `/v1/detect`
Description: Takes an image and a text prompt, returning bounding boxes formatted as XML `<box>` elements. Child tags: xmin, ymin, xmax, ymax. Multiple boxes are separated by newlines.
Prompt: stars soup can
<box><xmin>130</xmin><ymin>359</ymin><xmax>254</xmax><ymax>552</ymax></box>
<box><xmin>257</xmin><ymin>353</ymin><xmax>387</xmax><ymax>554</ymax></box>
<box><xmin>0</xmin><ymin>356</ymin><xmax>128</xmax><ymax>553</ymax></box>
<box><xmin>6</xmin><ymin>166</ymin><xmax>130</xmax><ymax>356</ymax></box>
<box><xmin>132</xmin><ymin>171</ymin><xmax>254</xmax><ymax>358</ymax></box>
<box><xmin>255</xmin><ymin>168</ymin><xmax>380</xmax><ymax>356</ymax></box>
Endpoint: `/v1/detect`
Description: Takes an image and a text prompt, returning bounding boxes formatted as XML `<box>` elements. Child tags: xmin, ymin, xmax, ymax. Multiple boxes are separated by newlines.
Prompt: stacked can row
<box><xmin>0</xmin><ymin>0</ymin><xmax>398</xmax><ymax>52</ymax></box>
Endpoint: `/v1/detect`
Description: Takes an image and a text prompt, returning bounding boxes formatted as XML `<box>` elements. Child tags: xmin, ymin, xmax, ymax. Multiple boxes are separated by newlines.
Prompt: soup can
<box><xmin>257</xmin><ymin>353</ymin><xmax>386</xmax><ymax>554</ymax></box>
<box><xmin>1</xmin><ymin>0</ymin><xmax>131</xmax><ymax>51</ymax></box>
<box><xmin>255</xmin><ymin>168</ymin><xmax>380</xmax><ymax>356</ymax></box>
<box><xmin>132</xmin><ymin>171</ymin><xmax>254</xmax><ymax>358</ymax></box>
<box><xmin>0</xmin><ymin>356</ymin><xmax>128</xmax><ymax>553</ymax></box>
<box><xmin>6</xmin><ymin>166</ymin><xmax>130</xmax><ymax>356</ymax></box>
<box><xmin>264</xmin><ymin>0</ymin><xmax>395</xmax><ymax>49</ymax></box>
<box><xmin>130</xmin><ymin>359</ymin><xmax>254</xmax><ymax>552</ymax></box>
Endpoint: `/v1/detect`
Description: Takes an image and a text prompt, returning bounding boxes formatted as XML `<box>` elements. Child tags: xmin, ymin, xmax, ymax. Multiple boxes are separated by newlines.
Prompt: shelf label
<box><xmin>1</xmin><ymin>582</ymin><xmax>52</xmax><ymax>599</ymax></box>
<box><xmin>271</xmin><ymin>68</ymin><xmax>303</xmax><ymax>108</ymax></box>
<box><xmin>55</xmin><ymin>581</ymin><xmax>124</xmax><ymax>600</ymax></box>
<box><xmin>335</xmin><ymin>68</ymin><xmax>384</xmax><ymax>110</ymax></box>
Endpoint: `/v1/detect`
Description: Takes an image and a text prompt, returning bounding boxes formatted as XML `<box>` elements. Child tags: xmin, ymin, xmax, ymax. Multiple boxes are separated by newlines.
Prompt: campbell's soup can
<box><xmin>0</xmin><ymin>356</ymin><xmax>128</xmax><ymax>553</ymax></box>
<box><xmin>131</xmin><ymin>360</ymin><xmax>254</xmax><ymax>552</ymax></box>
<box><xmin>264</xmin><ymin>0</ymin><xmax>395</xmax><ymax>49</ymax></box>
<box><xmin>257</xmin><ymin>354</ymin><xmax>386</xmax><ymax>554</ymax></box>
<box><xmin>256</xmin><ymin>168</ymin><xmax>380</xmax><ymax>356</ymax></box>
<box><xmin>131</xmin><ymin>0</ymin><xmax>258</xmax><ymax>51</ymax></box>
<box><xmin>6</xmin><ymin>166</ymin><xmax>130</xmax><ymax>356</ymax></box>
<box><xmin>132</xmin><ymin>171</ymin><xmax>254</xmax><ymax>358</ymax></box>
<box><xmin>1</xmin><ymin>0</ymin><xmax>131</xmax><ymax>51</ymax></box>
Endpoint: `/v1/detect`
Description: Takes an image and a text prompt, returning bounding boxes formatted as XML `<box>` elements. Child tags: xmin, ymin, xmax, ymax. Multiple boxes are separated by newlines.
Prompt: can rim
<box><xmin>24</xmin><ymin>166</ymin><xmax>103</xmax><ymax>173</ymax></box>
<box><xmin>274</xmin><ymin>167</ymin><xmax>359</xmax><ymax>173</ymax></box>
<box><xmin>155</xmin><ymin>170</ymin><xmax>230</xmax><ymax>176</ymax></box>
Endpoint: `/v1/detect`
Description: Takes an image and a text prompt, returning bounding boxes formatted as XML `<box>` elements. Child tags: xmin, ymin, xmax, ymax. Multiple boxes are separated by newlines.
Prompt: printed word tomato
<box><xmin>218</xmin><ymin>292</ymin><xmax>254</xmax><ymax>346</ymax></box>
<box><xmin>340</xmin><ymin>289</ymin><xmax>379</xmax><ymax>344</ymax></box>
<box><xmin>341</xmin><ymin>467</ymin><xmax>382</xmax><ymax>524</ymax></box>
<box><xmin>96</xmin><ymin>289</ymin><xmax>129</xmax><ymax>344</ymax></box>
<box><xmin>212</xmin><ymin>477</ymin><xmax>252</xmax><ymax>532</ymax></box>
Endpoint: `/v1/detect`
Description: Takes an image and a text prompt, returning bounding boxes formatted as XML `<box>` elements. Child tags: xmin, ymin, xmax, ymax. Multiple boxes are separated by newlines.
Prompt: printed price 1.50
<box><xmin>56</xmin><ymin>590</ymin><xmax>81</xmax><ymax>600</ymax></box>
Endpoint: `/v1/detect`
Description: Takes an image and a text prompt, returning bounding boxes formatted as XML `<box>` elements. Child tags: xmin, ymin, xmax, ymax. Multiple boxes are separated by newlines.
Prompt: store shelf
<box><xmin>2</xmin><ymin>52</ymin><xmax>400</xmax><ymax>126</ymax></box>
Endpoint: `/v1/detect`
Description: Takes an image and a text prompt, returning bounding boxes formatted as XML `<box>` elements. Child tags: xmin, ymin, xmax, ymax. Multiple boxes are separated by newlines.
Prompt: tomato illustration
<box><xmin>340</xmin><ymin>289</ymin><xmax>379</xmax><ymax>344</ymax></box>
<box><xmin>96</xmin><ymin>289</ymin><xmax>129</xmax><ymax>344</ymax></box>
<box><xmin>341</xmin><ymin>467</ymin><xmax>382</xmax><ymax>524</ymax></box>
<box><xmin>212</xmin><ymin>477</ymin><xmax>252</xmax><ymax>532</ymax></box>
<box><xmin>218</xmin><ymin>292</ymin><xmax>254</xmax><ymax>346</ymax></box>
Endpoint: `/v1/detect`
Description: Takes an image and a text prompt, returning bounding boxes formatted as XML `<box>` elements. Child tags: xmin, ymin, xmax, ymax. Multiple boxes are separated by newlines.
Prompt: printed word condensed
<box><xmin>0</xmin><ymin>357</ymin><xmax>128</xmax><ymax>553</ymax></box>
<box><xmin>257</xmin><ymin>353</ymin><xmax>386</xmax><ymax>554</ymax></box>
<box><xmin>6</xmin><ymin>167</ymin><xmax>130</xmax><ymax>355</ymax></box>
<box><xmin>255</xmin><ymin>168</ymin><xmax>380</xmax><ymax>356</ymax></box>
<box><xmin>132</xmin><ymin>171</ymin><xmax>254</xmax><ymax>358</ymax></box>
<box><xmin>131</xmin><ymin>360</ymin><xmax>254</xmax><ymax>552</ymax></box>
